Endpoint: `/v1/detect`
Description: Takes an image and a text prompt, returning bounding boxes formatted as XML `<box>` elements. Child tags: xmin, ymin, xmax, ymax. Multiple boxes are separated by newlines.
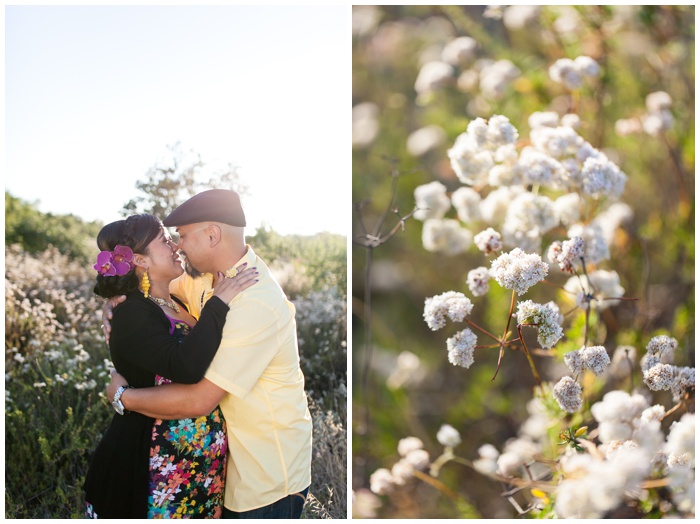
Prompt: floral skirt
<box><xmin>147</xmin><ymin>408</ymin><xmax>228</xmax><ymax>518</ymax></box>
<box><xmin>85</xmin><ymin>409</ymin><xmax>227</xmax><ymax>519</ymax></box>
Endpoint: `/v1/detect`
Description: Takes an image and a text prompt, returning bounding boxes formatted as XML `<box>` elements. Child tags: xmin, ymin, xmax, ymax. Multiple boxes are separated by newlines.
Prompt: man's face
<box><xmin>175</xmin><ymin>223</ymin><xmax>210</xmax><ymax>277</ymax></box>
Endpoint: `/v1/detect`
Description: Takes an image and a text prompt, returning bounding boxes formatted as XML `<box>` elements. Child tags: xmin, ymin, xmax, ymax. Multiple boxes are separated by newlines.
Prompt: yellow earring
<box><xmin>142</xmin><ymin>271</ymin><xmax>150</xmax><ymax>298</ymax></box>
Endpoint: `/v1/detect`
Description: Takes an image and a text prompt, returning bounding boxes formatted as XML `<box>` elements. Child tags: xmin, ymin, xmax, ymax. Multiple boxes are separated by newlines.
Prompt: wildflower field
<box><xmin>5</xmin><ymin>225</ymin><xmax>347</xmax><ymax>518</ymax></box>
<box><xmin>352</xmin><ymin>6</ymin><xmax>694</xmax><ymax>519</ymax></box>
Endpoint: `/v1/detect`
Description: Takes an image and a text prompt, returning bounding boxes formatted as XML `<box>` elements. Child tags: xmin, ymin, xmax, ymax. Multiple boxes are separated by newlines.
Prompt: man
<box><xmin>105</xmin><ymin>189</ymin><xmax>312</xmax><ymax>518</ymax></box>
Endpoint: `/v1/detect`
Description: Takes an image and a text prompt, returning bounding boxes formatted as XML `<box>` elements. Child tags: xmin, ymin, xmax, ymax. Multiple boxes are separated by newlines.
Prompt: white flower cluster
<box><xmin>415</xmin><ymin>61</ymin><xmax>454</xmax><ymax>95</ymax></box>
<box><xmin>441</xmin><ymin>36</ymin><xmax>478</xmax><ymax>66</ymax></box>
<box><xmin>451</xmin><ymin>187</ymin><xmax>482</xmax><ymax>223</ymax></box>
<box><xmin>414</xmin><ymin>34</ymin><xmax>521</xmax><ymax>102</ymax></box>
<box><xmin>547</xmin><ymin>236</ymin><xmax>585</xmax><ymax>273</ymax></box>
<box><xmin>552</xmin><ymin>376</ymin><xmax>583</xmax><ymax>413</ymax></box>
<box><xmin>473</xmin><ymin>227</ymin><xmax>502</xmax><ymax>254</ymax></box>
<box><xmin>369</xmin><ymin>436</ymin><xmax>432</xmax><ymax>495</ymax></box>
<box><xmin>466</xmin><ymin>266</ymin><xmax>490</xmax><ymax>297</ymax></box>
<box><xmin>665</xmin><ymin>413</ymin><xmax>695</xmax><ymax>512</ymax></box>
<box><xmin>472</xmin><ymin>426</ymin><xmax>546</xmax><ymax>481</ymax></box>
<box><xmin>413</xmin><ymin>181</ymin><xmax>451</xmax><ymax>221</ymax></box>
<box><xmin>566</xmin><ymin>222</ymin><xmax>610</xmax><ymax>264</ymax></box>
<box><xmin>579</xmin><ymin>155</ymin><xmax>628</xmax><ymax>199</ymax></box>
<box><xmin>563</xmin><ymin>345</ymin><xmax>611</xmax><ymax>376</ymax></box>
<box><xmin>436</xmin><ymin>424</ymin><xmax>462</xmax><ymax>448</ymax></box>
<box><xmin>550</xmin><ymin>390</ymin><xmax>675</xmax><ymax>517</ymax></box>
<box><xmin>472</xmin><ymin>443</ymin><xmax>500</xmax><ymax>476</ymax></box>
<box><xmin>502</xmin><ymin>192</ymin><xmax>557</xmax><ymax>252</ymax></box>
<box><xmin>641</xmin><ymin>335</ymin><xmax>695</xmax><ymax>400</ymax></box>
<box><xmin>421</xmin><ymin>218</ymin><xmax>472</xmax><ymax>255</ymax></box>
<box><xmin>616</xmin><ymin>91</ymin><xmax>674</xmax><ymax>137</ymax></box>
<box><xmin>490</xmin><ymin>248</ymin><xmax>548</xmax><ymax>296</ymax></box>
<box><xmin>555</xmin><ymin>446</ymin><xmax>651</xmax><ymax>518</ymax></box>
<box><xmin>446</xmin><ymin>328</ymin><xmax>478</xmax><ymax>368</ymax></box>
<box><xmin>666</xmin><ymin>413</ymin><xmax>695</xmax><ymax>468</ymax></box>
<box><xmin>423</xmin><ymin>291</ymin><xmax>473</xmax><ymax>331</ymax></box>
<box><xmin>477</xmin><ymin>59</ymin><xmax>522</xmax><ymax>99</ymax></box>
<box><xmin>468</xmin><ymin>386</ymin><xmax>694</xmax><ymax>518</ymax></box>
<box><xmin>646</xmin><ymin>334</ymin><xmax>678</xmax><ymax>357</ymax></box>
<box><xmin>407</xmin><ymin>125</ymin><xmax>447</xmax><ymax>157</ymax></box>
<box><xmin>447</xmin><ymin>115</ymin><xmax>519</xmax><ymax>186</ymax></box>
<box><xmin>548</xmin><ymin>55</ymin><xmax>600</xmax><ymax>90</ymax></box>
<box><xmin>352</xmin><ymin>102</ymin><xmax>379</xmax><ymax>148</ymax></box>
<box><xmin>590</xmin><ymin>390</ymin><xmax>653</xmax><ymax>445</ymax></box>
<box><xmin>515</xmin><ymin>300</ymin><xmax>564</xmax><ymax>348</ymax></box>
<box><xmin>416</xmin><ymin>110</ymin><xmax>629</xmax><ymax>256</ymax></box>
<box><xmin>590</xmin><ymin>392</ymin><xmax>692</xmax><ymax>509</ymax></box>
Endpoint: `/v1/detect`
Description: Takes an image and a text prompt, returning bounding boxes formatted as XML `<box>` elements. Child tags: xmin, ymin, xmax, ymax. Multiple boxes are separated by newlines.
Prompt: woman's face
<box><xmin>143</xmin><ymin>226</ymin><xmax>184</xmax><ymax>282</ymax></box>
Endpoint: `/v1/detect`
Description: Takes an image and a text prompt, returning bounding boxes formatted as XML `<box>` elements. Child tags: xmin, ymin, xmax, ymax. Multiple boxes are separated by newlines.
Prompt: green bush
<box><xmin>5</xmin><ymin>192</ymin><xmax>102</xmax><ymax>263</ymax></box>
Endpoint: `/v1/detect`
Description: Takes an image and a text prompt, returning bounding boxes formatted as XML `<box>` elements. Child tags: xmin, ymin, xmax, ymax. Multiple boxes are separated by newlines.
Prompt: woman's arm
<box><xmin>111</xmin><ymin>297</ymin><xmax>229</xmax><ymax>384</ymax></box>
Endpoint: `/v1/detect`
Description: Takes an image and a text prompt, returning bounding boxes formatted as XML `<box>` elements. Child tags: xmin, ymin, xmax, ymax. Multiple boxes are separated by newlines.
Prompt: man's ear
<box><xmin>207</xmin><ymin>224</ymin><xmax>223</xmax><ymax>247</ymax></box>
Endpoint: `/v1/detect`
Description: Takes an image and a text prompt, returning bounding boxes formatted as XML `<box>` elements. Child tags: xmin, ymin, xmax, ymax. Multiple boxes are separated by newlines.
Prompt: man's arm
<box><xmin>109</xmin><ymin>370</ymin><xmax>226</xmax><ymax>419</ymax></box>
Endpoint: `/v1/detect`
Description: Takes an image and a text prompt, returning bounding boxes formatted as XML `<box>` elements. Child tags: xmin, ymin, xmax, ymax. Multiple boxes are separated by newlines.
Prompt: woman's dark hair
<box><xmin>93</xmin><ymin>214</ymin><xmax>162</xmax><ymax>299</ymax></box>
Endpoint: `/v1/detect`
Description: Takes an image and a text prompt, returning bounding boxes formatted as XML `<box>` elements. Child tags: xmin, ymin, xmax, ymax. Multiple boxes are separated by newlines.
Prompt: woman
<box><xmin>84</xmin><ymin>214</ymin><xmax>257</xmax><ymax>518</ymax></box>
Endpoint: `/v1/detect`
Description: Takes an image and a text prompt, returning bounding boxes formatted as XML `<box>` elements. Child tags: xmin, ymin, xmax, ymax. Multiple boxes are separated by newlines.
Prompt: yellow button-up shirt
<box><xmin>169</xmin><ymin>246</ymin><xmax>313</xmax><ymax>511</ymax></box>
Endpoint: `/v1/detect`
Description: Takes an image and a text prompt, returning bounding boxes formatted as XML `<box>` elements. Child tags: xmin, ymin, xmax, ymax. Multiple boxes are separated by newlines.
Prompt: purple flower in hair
<box><xmin>94</xmin><ymin>251</ymin><xmax>117</xmax><ymax>276</ymax></box>
<box><xmin>94</xmin><ymin>245</ymin><xmax>134</xmax><ymax>276</ymax></box>
<box><xmin>112</xmin><ymin>245</ymin><xmax>134</xmax><ymax>275</ymax></box>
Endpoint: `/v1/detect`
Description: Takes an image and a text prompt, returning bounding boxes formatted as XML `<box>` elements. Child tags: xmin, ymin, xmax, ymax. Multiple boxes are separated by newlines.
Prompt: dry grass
<box><xmin>303</xmin><ymin>394</ymin><xmax>348</xmax><ymax>519</ymax></box>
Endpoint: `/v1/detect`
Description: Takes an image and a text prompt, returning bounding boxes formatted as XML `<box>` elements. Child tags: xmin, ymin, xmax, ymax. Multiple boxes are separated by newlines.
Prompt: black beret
<box><xmin>163</xmin><ymin>189</ymin><xmax>246</xmax><ymax>227</ymax></box>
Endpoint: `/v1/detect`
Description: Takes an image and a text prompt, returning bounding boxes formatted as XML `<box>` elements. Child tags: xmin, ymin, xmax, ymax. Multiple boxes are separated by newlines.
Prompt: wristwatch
<box><xmin>111</xmin><ymin>385</ymin><xmax>132</xmax><ymax>415</ymax></box>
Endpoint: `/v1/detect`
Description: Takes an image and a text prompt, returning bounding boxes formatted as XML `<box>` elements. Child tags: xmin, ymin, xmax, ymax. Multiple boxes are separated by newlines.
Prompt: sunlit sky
<box><xmin>5</xmin><ymin>5</ymin><xmax>350</xmax><ymax>236</ymax></box>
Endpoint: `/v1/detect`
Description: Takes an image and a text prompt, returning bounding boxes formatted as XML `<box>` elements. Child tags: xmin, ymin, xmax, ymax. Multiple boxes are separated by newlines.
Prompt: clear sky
<box><xmin>5</xmin><ymin>5</ymin><xmax>350</xmax><ymax>236</ymax></box>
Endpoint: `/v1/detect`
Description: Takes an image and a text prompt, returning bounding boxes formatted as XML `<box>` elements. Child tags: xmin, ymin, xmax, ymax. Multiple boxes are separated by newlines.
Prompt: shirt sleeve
<box><xmin>110</xmin><ymin>296</ymin><xmax>230</xmax><ymax>384</ymax></box>
<box><xmin>204</xmin><ymin>298</ymin><xmax>280</xmax><ymax>398</ymax></box>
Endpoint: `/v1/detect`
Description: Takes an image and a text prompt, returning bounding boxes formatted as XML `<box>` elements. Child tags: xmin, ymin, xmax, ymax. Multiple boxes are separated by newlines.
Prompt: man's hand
<box><xmin>101</xmin><ymin>295</ymin><xmax>126</xmax><ymax>344</ymax></box>
<box><xmin>106</xmin><ymin>368</ymin><xmax>128</xmax><ymax>401</ymax></box>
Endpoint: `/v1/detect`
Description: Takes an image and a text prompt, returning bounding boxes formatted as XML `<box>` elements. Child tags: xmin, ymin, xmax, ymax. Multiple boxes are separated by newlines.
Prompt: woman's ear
<box><xmin>132</xmin><ymin>254</ymin><xmax>149</xmax><ymax>270</ymax></box>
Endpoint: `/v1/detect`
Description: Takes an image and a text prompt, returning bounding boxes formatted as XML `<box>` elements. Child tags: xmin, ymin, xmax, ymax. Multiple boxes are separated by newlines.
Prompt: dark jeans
<box><xmin>222</xmin><ymin>487</ymin><xmax>309</xmax><ymax>519</ymax></box>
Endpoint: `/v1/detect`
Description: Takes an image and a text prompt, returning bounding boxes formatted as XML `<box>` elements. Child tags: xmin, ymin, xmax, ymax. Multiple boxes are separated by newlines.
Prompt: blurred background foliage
<box><xmin>351</xmin><ymin>5</ymin><xmax>694</xmax><ymax>518</ymax></box>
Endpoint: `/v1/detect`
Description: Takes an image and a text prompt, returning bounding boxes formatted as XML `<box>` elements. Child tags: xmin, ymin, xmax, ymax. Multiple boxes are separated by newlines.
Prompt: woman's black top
<box><xmin>83</xmin><ymin>291</ymin><xmax>229</xmax><ymax>518</ymax></box>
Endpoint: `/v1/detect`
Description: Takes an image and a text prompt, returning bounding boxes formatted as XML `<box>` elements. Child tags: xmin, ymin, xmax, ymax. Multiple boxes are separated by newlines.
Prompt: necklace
<box><xmin>149</xmin><ymin>296</ymin><xmax>180</xmax><ymax>313</ymax></box>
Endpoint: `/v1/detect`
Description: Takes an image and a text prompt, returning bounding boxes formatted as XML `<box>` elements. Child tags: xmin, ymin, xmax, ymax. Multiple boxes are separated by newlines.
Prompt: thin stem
<box><xmin>477</xmin><ymin>339</ymin><xmax>522</xmax><ymax>350</ymax></box>
<box><xmin>411</xmin><ymin>469</ymin><xmax>459</xmax><ymax>500</ymax></box>
<box><xmin>449</xmin><ymin>456</ymin><xmax>474</xmax><ymax>468</ymax></box>
<box><xmin>660</xmin><ymin>132</ymin><xmax>689</xmax><ymax>207</ymax></box>
<box><xmin>599</xmin><ymin>296</ymin><xmax>640</xmax><ymax>302</ymax></box>
<box><xmin>430</xmin><ymin>449</ymin><xmax>455</xmax><ymax>477</ymax></box>
<box><xmin>625</xmin><ymin>348</ymin><xmax>634</xmax><ymax>392</ymax></box>
<box><xmin>662</xmin><ymin>401</ymin><xmax>686</xmax><ymax>421</ymax></box>
<box><xmin>372</xmin><ymin>166</ymin><xmax>399</xmax><ymax>238</ymax></box>
<box><xmin>517</xmin><ymin>325</ymin><xmax>542</xmax><ymax>387</ymax></box>
<box><xmin>492</xmin><ymin>290</ymin><xmax>516</xmax><ymax>382</ymax></box>
<box><xmin>569</xmin><ymin>89</ymin><xmax>577</xmax><ymax>113</ymax></box>
<box><xmin>476</xmin><ymin>343</ymin><xmax>503</xmax><ymax>350</ymax></box>
<box><xmin>360</xmin><ymin>246</ymin><xmax>373</xmax><ymax>436</ymax></box>
<box><xmin>466</xmin><ymin>319</ymin><xmax>502</xmax><ymax>343</ymax></box>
